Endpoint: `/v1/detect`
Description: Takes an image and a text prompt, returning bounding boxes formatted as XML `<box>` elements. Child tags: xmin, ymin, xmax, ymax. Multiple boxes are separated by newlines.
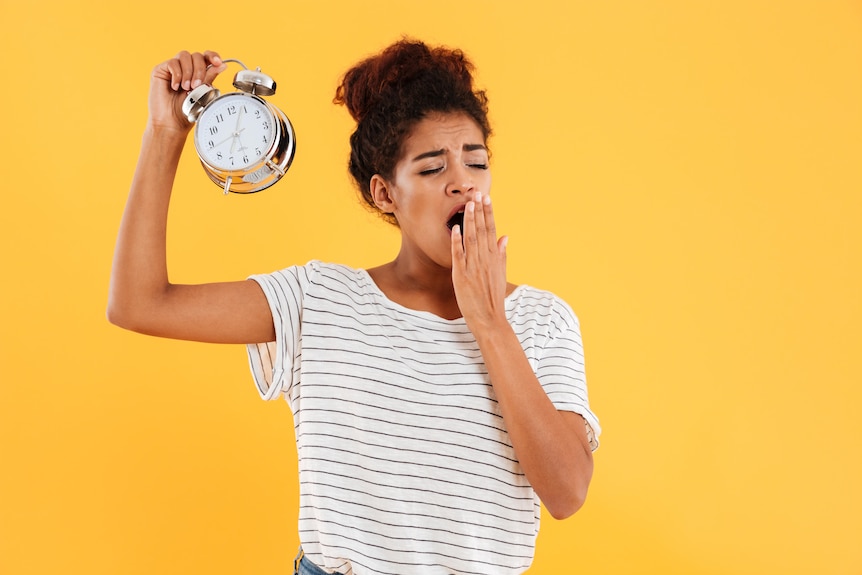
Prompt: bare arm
<box><xmin>451</xmin><ymin>192</ymin><xmax>594</xmax><ymax>519</ymax></box>
<box><xmin>472</xmin><ymin>321</ymin><xmax>594</xmax><ymax>519</ymax></box>
<box><xmin>107</xmin><ymin>50</ymin><xmax>275</xmax><ymax>344</ymax></box>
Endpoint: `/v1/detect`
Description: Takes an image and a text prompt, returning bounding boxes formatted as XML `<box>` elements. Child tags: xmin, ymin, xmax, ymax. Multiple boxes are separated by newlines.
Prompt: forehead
<box><xmin>402</xmin><ymin>112</ymin><xmax>486</xmax><ymax>154</ymax></box>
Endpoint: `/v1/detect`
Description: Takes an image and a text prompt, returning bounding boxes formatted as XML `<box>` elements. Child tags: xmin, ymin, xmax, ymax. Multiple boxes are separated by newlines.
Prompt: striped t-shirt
<box><xmin>246</xmin><ymin>261</ymin><xmax>600</xmax><ymax>575</ymax></box>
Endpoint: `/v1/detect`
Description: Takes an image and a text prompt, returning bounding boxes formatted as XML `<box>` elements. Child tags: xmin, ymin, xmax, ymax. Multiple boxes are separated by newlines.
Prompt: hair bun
<box><xmin>334</xmin><ymin>38</ymin><xmax>476</xmax><ymax>124</ymax></box>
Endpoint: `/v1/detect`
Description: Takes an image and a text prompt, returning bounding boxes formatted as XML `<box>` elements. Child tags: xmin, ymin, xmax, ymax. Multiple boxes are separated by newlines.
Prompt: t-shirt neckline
<box><xmin>356</xmin><ymin>267</ymin><xmax>525</xmax><ymax>324</ymax></box>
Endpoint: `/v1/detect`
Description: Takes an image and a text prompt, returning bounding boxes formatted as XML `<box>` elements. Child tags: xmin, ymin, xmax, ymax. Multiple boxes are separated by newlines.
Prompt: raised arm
<box><xmin>107</xmin><ymin>51</ymin><xmax>275</xmax><ymax>344</ymax></box>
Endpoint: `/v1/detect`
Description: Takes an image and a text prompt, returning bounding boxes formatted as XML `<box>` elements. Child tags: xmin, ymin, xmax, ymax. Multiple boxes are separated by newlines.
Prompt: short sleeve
<box><xmin>245</xmin><ymin>262</ymin><xmax>316</xmax><ymax>401</ymax></box>
<box><xmin>536</xmin><ymin>299</ymin><xmax>602</xmax><ymax>451</ymax></box>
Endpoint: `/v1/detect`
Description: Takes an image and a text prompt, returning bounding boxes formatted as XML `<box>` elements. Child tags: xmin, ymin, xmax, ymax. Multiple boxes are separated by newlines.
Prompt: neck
<box><xmin>389</xmin><ymin>250</ymin><xmax>455</xmax><ymax>296</ymax></box>
<box><xmin>367</xmin><ymin>247</ymin><xmax>461</xmax><ymax>320</ymax></box>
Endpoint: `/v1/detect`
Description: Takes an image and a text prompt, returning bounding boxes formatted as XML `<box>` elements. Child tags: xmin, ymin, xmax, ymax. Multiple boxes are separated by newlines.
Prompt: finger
<box><xmin>451</xmin><ymin>223</ymin><xmax>465</xmax><ymax>261</ymax></box>
<box><xmin>462</xmin><ymin>199</ymin><xmax>480</xmax><ymax>257</ymax></box>
<box><xmin>174</xmin><ymin>50</ymin><xmax>194</xmax><ymax>91</ymax></box>
<box><xmin>203</xmin><ymin>51</ymin><xmax>226</xmax><ymax>85</ymax></box>
<box><xmin>482</xmin><ymin>193</ymin><xmax>498</xmax><ymax>252</ymax></box>
<box><xmin>189</xmin><ymin>51</ymin><xmax>208</xmax><ymax>90</ymax></box>
<box><xmin>471</xmin><ymin>192</ymin><xmax>490</xmax><ymax>253</ymax></box>
<box><xmin>498</xmin><ymin>235</ymin><xmax>509</xmax><ymax>283</ymax></box>
<box><xmin>160</xmin><ymin>55</ymin><xmax>183</xmax><ymax>91</ymax></box>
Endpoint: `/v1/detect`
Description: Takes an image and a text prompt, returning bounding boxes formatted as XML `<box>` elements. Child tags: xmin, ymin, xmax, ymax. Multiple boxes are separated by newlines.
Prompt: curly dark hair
<box><xmin>333</xmin><ymin>38</ymin><xmax>492</xmax><ymax>225</ymax></box>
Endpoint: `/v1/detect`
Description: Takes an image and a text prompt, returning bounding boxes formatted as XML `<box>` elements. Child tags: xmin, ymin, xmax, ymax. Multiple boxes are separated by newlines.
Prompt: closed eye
<box><xmin>419</xmin><ymin>167</ymin><xmax>444</xmax><ymax>176</ymax></box>
<box><xmin>419</xmin><ymin>162</ymin><xmax>487</xmax><ymax>175</ymax></box>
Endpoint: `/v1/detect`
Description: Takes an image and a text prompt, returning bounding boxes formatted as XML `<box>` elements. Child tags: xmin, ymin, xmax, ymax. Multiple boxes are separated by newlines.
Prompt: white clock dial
<box><xmin>194</xmin><ymin>94</ymin><xmax>276</xmax><ymax>171</ymax></box>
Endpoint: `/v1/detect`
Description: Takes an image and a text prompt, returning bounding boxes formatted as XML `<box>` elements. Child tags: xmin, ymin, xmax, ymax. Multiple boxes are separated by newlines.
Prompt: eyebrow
<box><xmin>411</xmin><ymin>144</ymin><xmax>487</xmax><ymax>162</ymax></box>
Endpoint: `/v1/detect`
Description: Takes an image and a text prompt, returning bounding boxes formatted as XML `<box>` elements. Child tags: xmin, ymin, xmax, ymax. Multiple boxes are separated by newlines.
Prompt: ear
<box><xmin>370</xmin><ymin>174</ymin><xmax>396</xmax><ymax>214</ymax></box>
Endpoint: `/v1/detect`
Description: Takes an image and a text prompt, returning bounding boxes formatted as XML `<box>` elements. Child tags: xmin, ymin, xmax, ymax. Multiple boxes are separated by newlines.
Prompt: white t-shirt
<box><xmin>247</xmin><ymin>261</ymin><xmax>600</xmax><ymax>575</ymax></box>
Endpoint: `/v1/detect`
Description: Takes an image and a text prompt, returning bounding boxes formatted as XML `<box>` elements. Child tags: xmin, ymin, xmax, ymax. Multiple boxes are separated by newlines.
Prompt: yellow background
<box><xmin>1</xmin><ymin>1</ymin><xmax>860</xmax><ymax>574</ymax></box>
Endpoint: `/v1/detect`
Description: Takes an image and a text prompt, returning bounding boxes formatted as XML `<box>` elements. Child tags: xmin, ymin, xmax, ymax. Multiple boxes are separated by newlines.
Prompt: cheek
<box><xmin>481</xmin><ymin>172</ymin><xmax>492</xmax><ymax>192</ymax></box>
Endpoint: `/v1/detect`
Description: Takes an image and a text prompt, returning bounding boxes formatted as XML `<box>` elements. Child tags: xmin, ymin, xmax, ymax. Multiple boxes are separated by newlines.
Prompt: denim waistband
<box><xmin>294</xmin><ymin>547</ymin><xmax>335</xmax><ymax>575</ymax></box>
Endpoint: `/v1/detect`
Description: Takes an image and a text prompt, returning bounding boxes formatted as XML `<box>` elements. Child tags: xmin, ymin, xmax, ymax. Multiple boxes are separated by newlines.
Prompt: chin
<box><xmin>432</xmin><ymin>252</ymin><xmax>454</xmax><ymax>271</ymax></box>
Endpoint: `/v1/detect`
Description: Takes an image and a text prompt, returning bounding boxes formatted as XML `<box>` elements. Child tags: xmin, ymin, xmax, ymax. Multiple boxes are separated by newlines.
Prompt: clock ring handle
<box><xmin>209</xmin><ymin>58</ymin><xmax>249</xmax><ymax>70</ymax></box>
<box><xmin>182</xmin><ymin>58</ymin><xmax>277</xmax><ymax>122</ymax></box>
<box><xmin>209</xmin><ymin>58</ymin><xmax>277</xmax><ymax>97</ymax></box>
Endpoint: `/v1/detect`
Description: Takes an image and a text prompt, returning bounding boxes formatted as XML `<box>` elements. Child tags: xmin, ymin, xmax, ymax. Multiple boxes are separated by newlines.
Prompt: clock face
<box><xmin>194</xmin><ymin>94</ymin><xmax>276</xmax><ymax>171</ymax></box>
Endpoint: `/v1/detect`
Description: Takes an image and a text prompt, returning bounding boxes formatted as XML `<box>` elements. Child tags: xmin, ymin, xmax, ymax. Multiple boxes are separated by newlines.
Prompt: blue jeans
<box><xmin>294</xmin><ymin>547</ymin><xmax>336</xmax><ymax>575</ymax></box>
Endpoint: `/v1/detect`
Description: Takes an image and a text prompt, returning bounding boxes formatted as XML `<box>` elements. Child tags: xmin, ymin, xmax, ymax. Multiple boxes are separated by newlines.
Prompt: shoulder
<box><xmin>256</xmin><ymin>260</ymin><xmax>364</xmax><ymax>283</ymax></box>
<box><xmin>249</xmin><ymin>261</ymin><xmax>372</xmax><ymax>302</ymax></box>
<box><xmin>508</xmin><ymin>284</ymin><xmax>581</xmax><ymax>333</ymax></box>
<box><xmin>305</xmin><ymin>261</ymin><xmax>373</xmax><ymax>291</ymax></box>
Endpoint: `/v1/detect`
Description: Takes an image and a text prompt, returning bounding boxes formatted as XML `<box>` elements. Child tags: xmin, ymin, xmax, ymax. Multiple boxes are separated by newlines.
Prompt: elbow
<box><xmin>106</xmin><ymin>297</ymin><xmax>133</xmax><ymax>330</ymax></box>
<box><xmin>106</xmin><ymin>276</ymin><xmax>131</xmax><ymax>329</ymax></box>
<box><xmin>106</xmin><ymin>291</ymin><xmax>146</xmax><ymax>333</ymax></box>
<box><xmin>545</xmin><ymin>486</ymin><xmax>588</xmax><ymax>520</ymax></box>
<box><xmin>542</xmin><ymin>457</ymin><xmax>593</xmax><ymax>520</ymax></box>
<box><xmin>107</xmin><ymin>281</ymin><xmax>176</xmax><ymax>336</ymax></box>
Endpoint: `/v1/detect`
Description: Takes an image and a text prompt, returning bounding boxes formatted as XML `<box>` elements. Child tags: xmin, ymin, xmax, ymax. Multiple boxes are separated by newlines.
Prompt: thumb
<box><xmin>498</xmin><ymin>235</ymin><xmax>509</xmax><ymax>255</ymax></box>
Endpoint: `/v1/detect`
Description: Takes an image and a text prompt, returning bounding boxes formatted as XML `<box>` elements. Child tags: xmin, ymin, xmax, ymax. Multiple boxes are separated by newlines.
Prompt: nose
<box><xmin>445</xmin><ymin>166</ymin><xmax>476</xmax><ymax>196</ymax></box>
<box><xmin>445</xmin><ymin>182</ymin><xmax>473</xmax><ymax>196</ymax></box>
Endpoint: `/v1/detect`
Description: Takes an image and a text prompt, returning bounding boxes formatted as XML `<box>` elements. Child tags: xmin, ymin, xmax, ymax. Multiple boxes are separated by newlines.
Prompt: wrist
<box><xmin>143</xmin><ymin>121</ymin><xmax>191</xmax><ymax>144</ymax></box>
<box><xmin>469</xmin><ymin>314</ymin><xmax>513</xmax><ymax>347</ymax></box>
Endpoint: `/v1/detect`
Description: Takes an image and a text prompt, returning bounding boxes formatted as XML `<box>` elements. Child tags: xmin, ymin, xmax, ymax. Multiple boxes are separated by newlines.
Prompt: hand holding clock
<box><xmin>149</xmin><ymin>50</ymin><xmax>227</xmax><ymax>134</ymax></box>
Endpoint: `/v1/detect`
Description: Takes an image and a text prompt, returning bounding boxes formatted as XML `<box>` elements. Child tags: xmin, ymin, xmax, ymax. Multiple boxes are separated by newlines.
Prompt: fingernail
<box><xmin>192</xmin><ymin>79</ymin><xmax>202</xmax><ymax>88</ymax></box>
<box><xmin>475</xmin><ymin>192</ymin><xmax>483</xmax><ymax>203</ymax></box>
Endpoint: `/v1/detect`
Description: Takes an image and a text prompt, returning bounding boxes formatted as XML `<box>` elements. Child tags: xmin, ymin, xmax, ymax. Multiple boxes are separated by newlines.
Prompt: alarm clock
<box><xmin>182</xmin><ymin>58</ymin><xmax>296</xmax><ymax>194</ymax></box>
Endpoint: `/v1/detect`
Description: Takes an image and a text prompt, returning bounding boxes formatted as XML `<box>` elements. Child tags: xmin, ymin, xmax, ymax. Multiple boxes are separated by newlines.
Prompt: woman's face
<box><xmin>375</xmin><ymin>111</ymin><xmax>492</xmax><ymax>269</ymax></box>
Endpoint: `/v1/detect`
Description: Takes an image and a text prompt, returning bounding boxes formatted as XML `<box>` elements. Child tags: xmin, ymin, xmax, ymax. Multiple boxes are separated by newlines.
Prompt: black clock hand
<box><xmin>212</xmin><ymin>127</ymin><xmax>245</xmax><ymax>150</ymax></box>
<box><xmin>230</xmin><ymin>105</ymin><xmax>245</xmax><ymax>153</ymax></box>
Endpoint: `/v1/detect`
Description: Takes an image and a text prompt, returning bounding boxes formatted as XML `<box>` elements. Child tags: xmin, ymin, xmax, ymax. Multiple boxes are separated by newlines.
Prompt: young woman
<box><xmin>109</xmin><ymin>39</ymin><xmax>600</xmax><ymax>575</ymax></box>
